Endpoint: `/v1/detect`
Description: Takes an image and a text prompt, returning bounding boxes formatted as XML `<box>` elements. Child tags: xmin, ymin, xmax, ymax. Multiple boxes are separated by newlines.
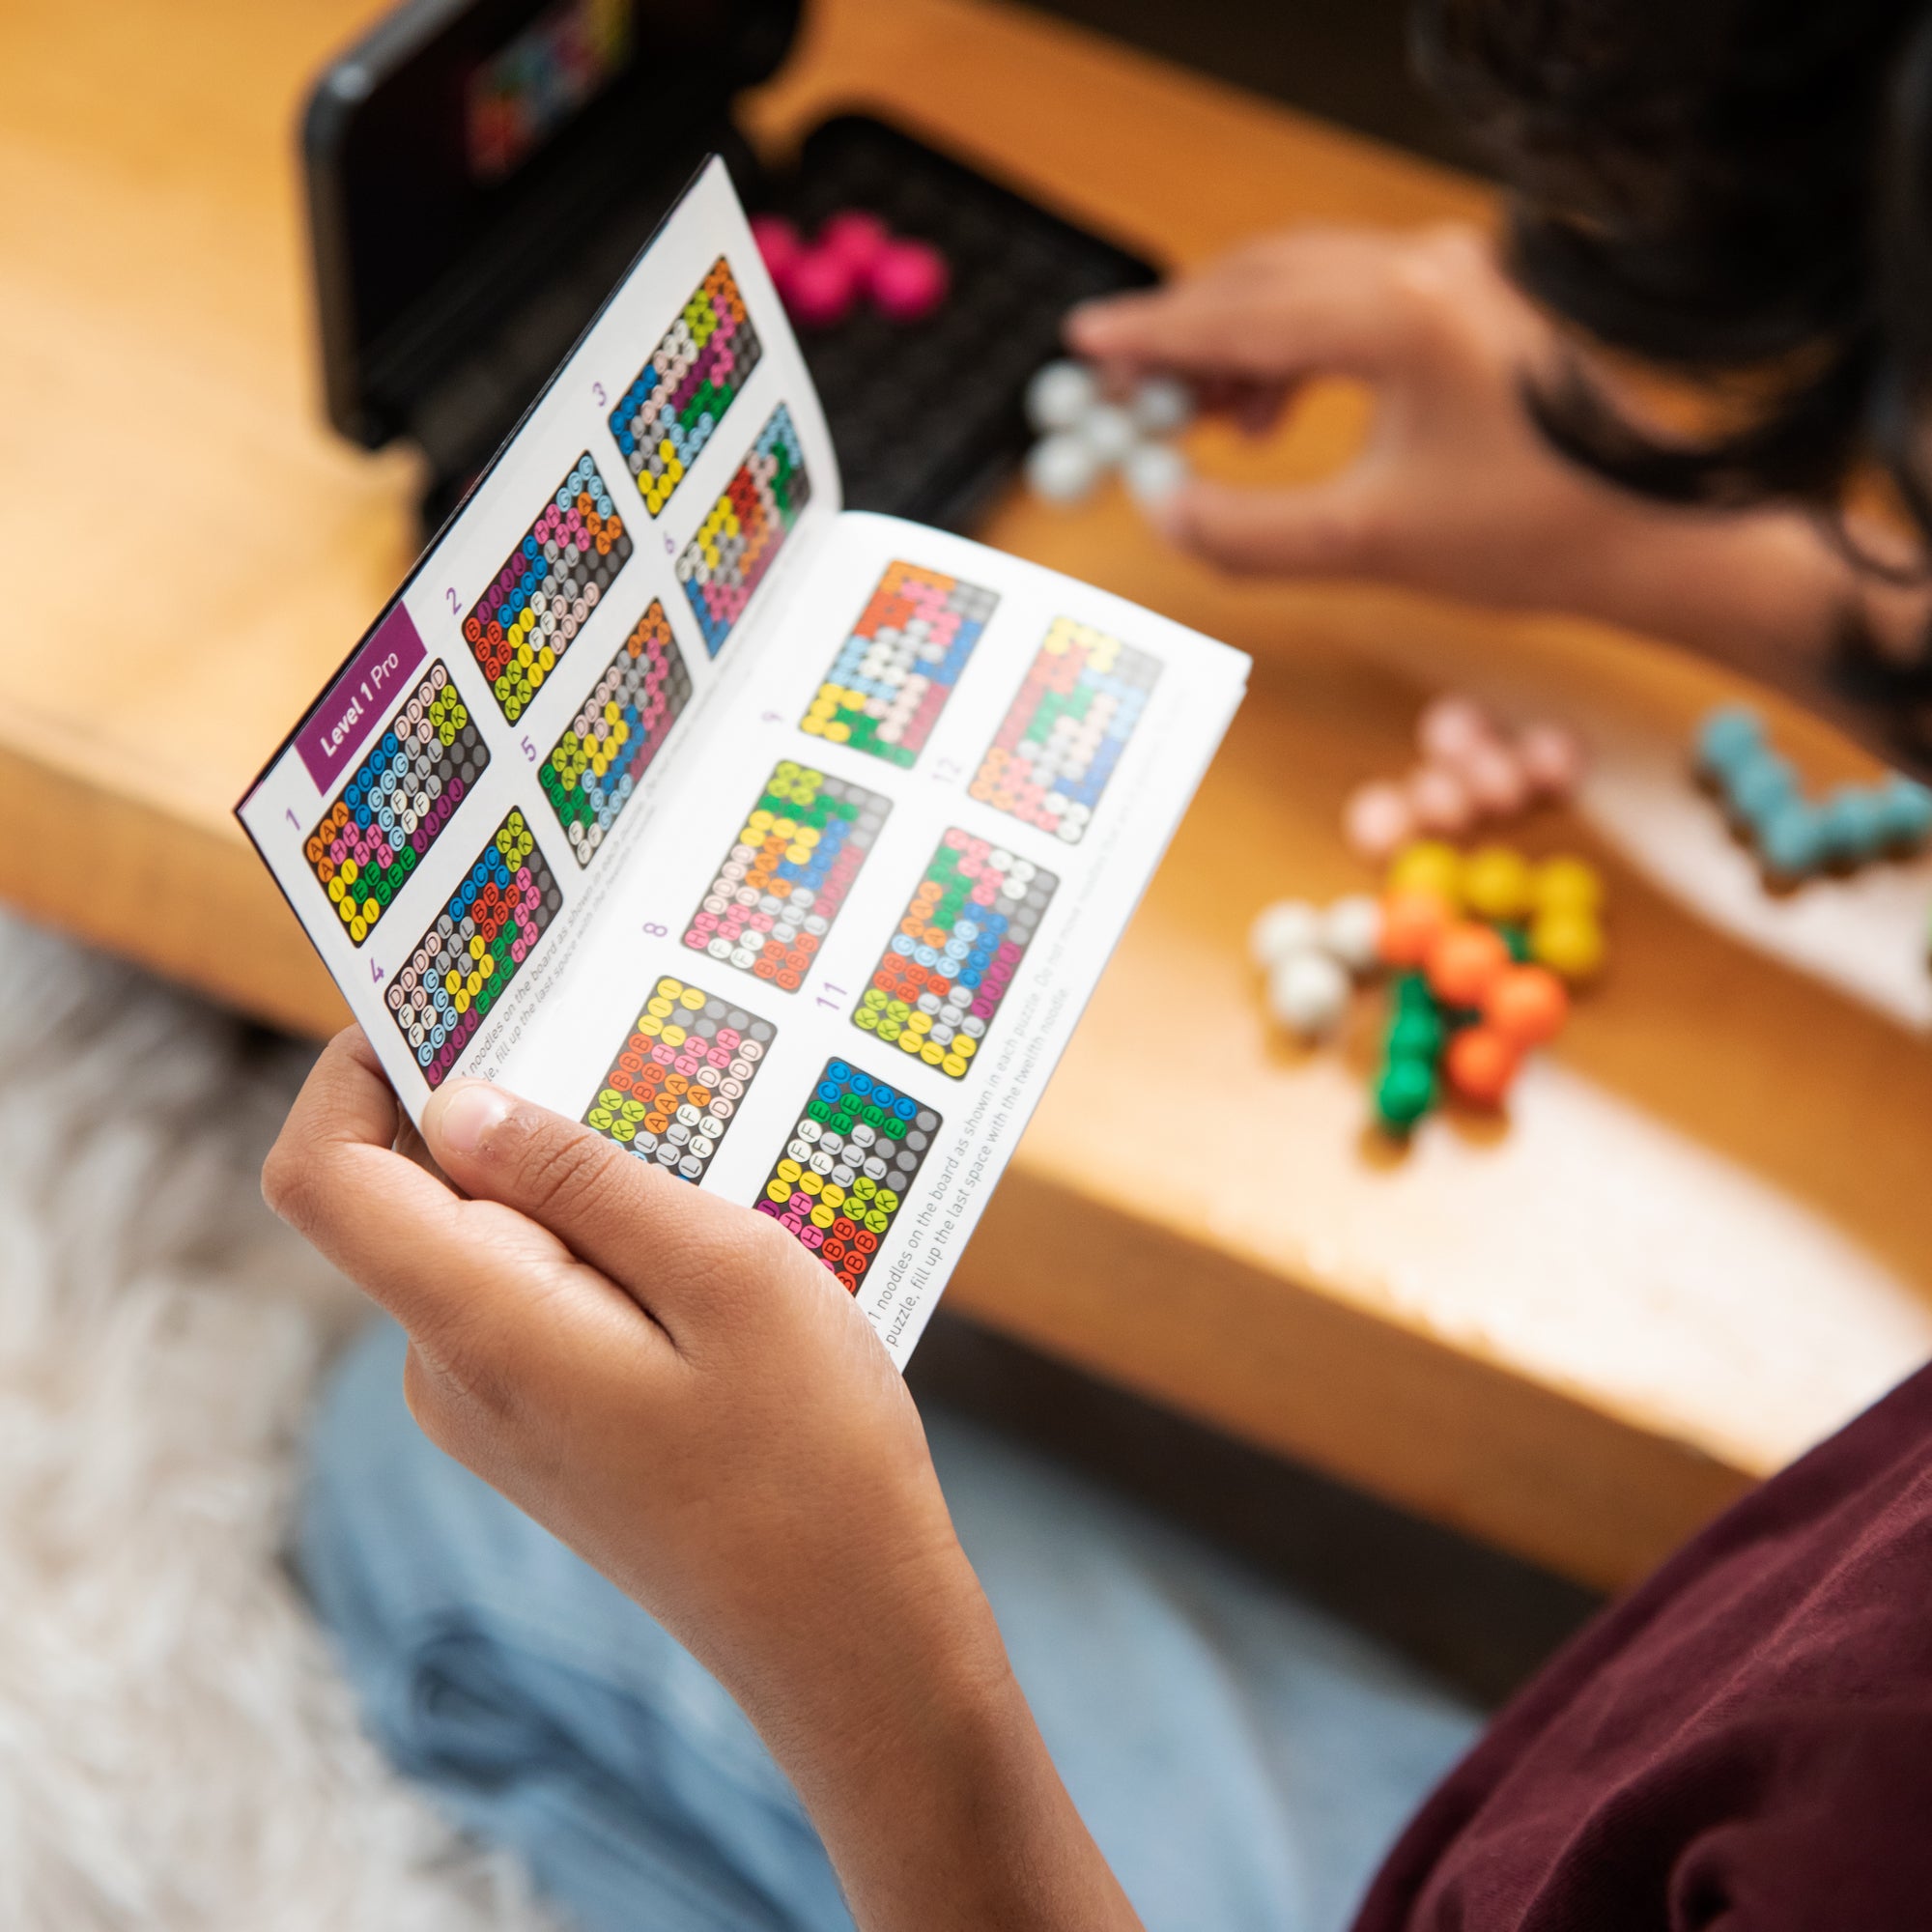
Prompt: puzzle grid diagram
<box><xmin>972</xmin><ymin>617</ymin><xmax>1160</xmax><ymax>844</ymax></box>
<box><xmin>386</xmin><ymin>808</ymin><xmax>561</xmax><ymax>1088</ymax></box>
<box><xmin>677</xmin><ymin>403</ymin><xmax>810</xmax><ymax>656</ymax></box>
<box><xmin>855</xmin><ymin>831</ymin><xmax>1057</xmax><ymax>1078</ymax></box>
<box><xmin>465</xmin><ymin>453</ymin><xmax>634</xmax><ymax>723</ymax></box>
<box><xmin>608</xmin><ymin>256</ymin><xmax>762</xmax><ymax>518</ymax></box>
<box><xmin>539</xmin><ymin>600</ymin><xmax>693</xmax><ymax>867</ymax></box>
<box><xmin>684</xmin><ymin>761</ymin><xmax>891</xmax><ymax>992</ymax></box>
<box><xmin>755</xmin><ymin>1058</ymin><xmax>942</xmax><ymax>1293</ymax></box>
<box><xmin>583</xmin><ymin>975</ymin><xmax>776</xmax><ymax>1180</ymax></box>
<box><xmin>466</xmin><ymin>0</ymin><xmax>631</xmax><ymax>181</ymax></box>
<box><xmin>304</xmin><ymin>663</ymin><xmax>488</xmax><ymax>947</ymax></box>
<box><xmin>800</xmin><ymin>561</ymin><xmax>998</xmax><ymax>768</ymax></box>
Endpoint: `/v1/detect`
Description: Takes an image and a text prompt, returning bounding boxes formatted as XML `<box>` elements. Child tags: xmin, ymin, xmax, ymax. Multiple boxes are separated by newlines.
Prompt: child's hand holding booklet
<box><xmin>241</xmin><ymin>156</ymin><xmax>1248</xmax><ymax>1362</ymax></box>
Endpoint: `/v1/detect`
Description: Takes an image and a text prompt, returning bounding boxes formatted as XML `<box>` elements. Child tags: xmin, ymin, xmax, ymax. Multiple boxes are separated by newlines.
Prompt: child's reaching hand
<box><xmin>1065</xmin><ymin>222</ymin><xmax>1600</xmax><ymax>596</ymax></box>
<box><xmin>1065</xmin><ymin>223</ymin><xmax>1910</xmax><ymax>698</ymax></box>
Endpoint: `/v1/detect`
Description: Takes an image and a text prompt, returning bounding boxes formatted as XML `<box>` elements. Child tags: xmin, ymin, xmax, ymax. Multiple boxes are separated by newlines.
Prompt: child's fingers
<box><xmin>1066</xmin><ymin>229</ymin><xmax>1435</xmax><ymax>382</ymax></box>
<box><xmin>265</xmin><ymin>1030</ymin><xmax>466</xmax><ymax>1287</ymax></box>
<box><xmin>419</xmin><ymin>1079</ymin><xmax>808</xmax><ymax>1350</ymax></box>
<box><xmin>1065</xmin><ymin>277</ymin><xmax>1304</xmax><ymax>377</ymax></box>
<box><xmin>1156</xmin><ymin>473</ymin><xmax>1386</xmax><ymax>578</ymax></box>
<box><xmin>265</xmin><ymin>1033</ymin><xmax>658</xmax><ymax>1373</ymax></box>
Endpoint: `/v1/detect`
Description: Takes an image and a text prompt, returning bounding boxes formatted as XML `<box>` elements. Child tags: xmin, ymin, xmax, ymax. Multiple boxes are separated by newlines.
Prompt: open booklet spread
<box><xmin>238</xmin><ymin>157</ymin><xmax>1249</xmax><ymax>1364</ymax></box>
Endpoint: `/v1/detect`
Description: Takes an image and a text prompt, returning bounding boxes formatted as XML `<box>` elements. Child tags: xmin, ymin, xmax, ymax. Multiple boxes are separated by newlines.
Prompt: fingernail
<box><xmin>427</xmin><ymin>1080</ymin><xmax>514</xmax><ymax>1156</ymax></box>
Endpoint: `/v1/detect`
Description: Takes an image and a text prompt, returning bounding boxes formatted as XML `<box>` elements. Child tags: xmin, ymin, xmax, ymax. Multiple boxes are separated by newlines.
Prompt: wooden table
<box><xmin>10</xmin><ymin>0</ymin><xmax>1932</xmax><ymax>1591</ymax></box>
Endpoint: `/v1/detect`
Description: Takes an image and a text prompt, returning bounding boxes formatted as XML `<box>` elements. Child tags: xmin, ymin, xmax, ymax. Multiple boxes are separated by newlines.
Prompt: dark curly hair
<box><xmin>1414</xmin><ymin>0</ymin><xmax>1932</xmax><ymax>545</ymax></box>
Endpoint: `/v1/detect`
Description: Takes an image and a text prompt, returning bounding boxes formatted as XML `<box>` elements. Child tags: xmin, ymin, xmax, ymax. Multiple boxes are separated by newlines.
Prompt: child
<box><xmin>275</xmin><ymin>3</ymin><xmax>1932</xmax><ymax>1925</ymax></box>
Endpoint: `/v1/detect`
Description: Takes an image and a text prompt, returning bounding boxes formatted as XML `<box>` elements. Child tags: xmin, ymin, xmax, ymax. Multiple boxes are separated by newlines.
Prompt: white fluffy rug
<box><xmin>0</xmin><ymin>910</ymin><xmax>555</xmax><ymax>1931</ymax></box>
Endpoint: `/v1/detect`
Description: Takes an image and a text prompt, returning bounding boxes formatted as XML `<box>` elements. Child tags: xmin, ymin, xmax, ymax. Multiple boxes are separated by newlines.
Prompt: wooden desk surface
<box><xmin>9</xmin><ymin>0</ymin><xmax>1932</xmax><ymax>1589</ymax></box>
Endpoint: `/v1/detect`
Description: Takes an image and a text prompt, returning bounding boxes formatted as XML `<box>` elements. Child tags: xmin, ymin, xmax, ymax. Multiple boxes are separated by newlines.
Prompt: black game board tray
<box><xmin>752</xmin><ymin>114</ymin><xmax>1160</xmax><ymax>532</ymax></box>
<box><xmin>302</xmin><ymin>0</ymin><xmax>1158</xmax><ymax>541</ymax></box>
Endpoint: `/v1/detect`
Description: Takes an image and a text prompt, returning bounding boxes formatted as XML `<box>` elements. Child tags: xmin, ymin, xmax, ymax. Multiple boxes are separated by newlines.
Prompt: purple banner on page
<box><xmin>298</xmin><ymin>603</ymin><xmax>429</xmax><ymax>792</ymax></box>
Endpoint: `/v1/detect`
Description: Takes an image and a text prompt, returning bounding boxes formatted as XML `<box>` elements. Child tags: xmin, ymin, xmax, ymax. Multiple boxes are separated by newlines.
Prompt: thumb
<box><xmin>1155</xmin><ymin>475</ymin><xmax>1385</xmax><ymax>578</ymax></box>
<box><xmin>422</xmin><ymin>1078</ymin><xmax>787</xmax><ymax>1334</ymax></box>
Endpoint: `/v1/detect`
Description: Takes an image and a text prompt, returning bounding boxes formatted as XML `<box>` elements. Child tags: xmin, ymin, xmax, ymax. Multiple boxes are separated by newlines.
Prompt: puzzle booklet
<box><xmin>239</xmin><ymin>157</ymin><xmax>1248</xmax><ymax>1363</ymax></box>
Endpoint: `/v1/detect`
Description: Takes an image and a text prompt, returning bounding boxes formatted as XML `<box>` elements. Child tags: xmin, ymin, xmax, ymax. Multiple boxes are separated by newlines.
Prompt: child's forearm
<box><xmin>771</xmin><ymin>1611</ymin><xmax>1146</xmax><ymax>1932</ymax></box>
<box><xmin>1559</xmin><ymin>495</ymin><xmax>1932</xmax><ymax>767</ymax></box>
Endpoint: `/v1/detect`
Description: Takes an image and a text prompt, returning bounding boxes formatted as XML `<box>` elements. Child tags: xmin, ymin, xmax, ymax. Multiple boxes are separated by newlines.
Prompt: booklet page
<box><xmin>239</xmin><ymin>156</ymin><xmax>838</xmax><ymax>1107</ymax></box>
<box><xmin>239</xmin><ymin>156</ymin><xmax>1249</xmax><ymax>1361</ymax></box>
<box><xmin>502</xmin><ymin>510</ymin><xmax>1247</xmax><ymax>1357</ymax></box>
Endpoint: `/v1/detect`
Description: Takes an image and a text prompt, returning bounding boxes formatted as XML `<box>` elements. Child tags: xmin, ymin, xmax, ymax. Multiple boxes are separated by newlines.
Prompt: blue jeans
<box><xmin>299</xmin><ymin>1320</ymin><xmax>1478</xmax><ymax>1932</ymax></box>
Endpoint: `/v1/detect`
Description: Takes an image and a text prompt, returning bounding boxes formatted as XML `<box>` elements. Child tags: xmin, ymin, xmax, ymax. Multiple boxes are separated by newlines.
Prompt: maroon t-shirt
<box><xmin>1353</xmin><ymin>1359</ymin><xmax>1932</xmax><ymax>1930</ymax></box>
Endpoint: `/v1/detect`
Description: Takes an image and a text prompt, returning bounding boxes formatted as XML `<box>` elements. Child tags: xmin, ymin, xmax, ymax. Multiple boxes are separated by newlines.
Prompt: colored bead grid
<box><xmin>684</xmin><ymin>761</ymin><xmax>890</xmax><ymax>991</ymax></box>
<box><xmin>464</xmin><ymin>452</ymin><xmax>633</xmax><ymax>723</ymax></box>
<box><xmin>754</xmin><ymin>1058</ymin><xmax>941</xmax><ymax>1294</ymax></box>
<box><xmin>539</xmin><ymin>599</ymin><xmax>693</xmax><ymax>867</ymax></box>
<box><xmin>582</xmin><ymin>975</ymin><xmax>775</xmax><ymax>1181</ymax></box>
<box><xmin>855</xmin><ymin>830</ymin><xmax>1056</xmax><ymax>1078</ymax></box>
<box><xmin>608</xmin><ymin>256</ymin><xmax>762</xmax><ymax>518</ymax></box>
<box><xmin>799</xmin><ymin>560</ymin><xmax>998</xmax><ymax>768</ymax></box>
<box><xmin>675</xmin><ymin>404</ymin><xmax>810</xmax><ymax>656</ymax></box>
<box><xmin>304</xmin><ymin>662</ymin><xmax>487</xmax><ymax>947</ymax></box>
<box><xmin>972</xmin><ymin>618</ymin><xmax>1160</xmax><ymax>844</ymax></box>
<box><xmin>385</xmin><ymin>808</ymin><xmax>560</xmax><ymax>1089</ymax></box>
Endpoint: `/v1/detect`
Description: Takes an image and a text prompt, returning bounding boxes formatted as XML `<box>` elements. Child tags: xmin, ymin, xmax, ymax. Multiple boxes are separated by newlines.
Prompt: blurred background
<box><xmin>1028</xmin><ymin>0</ymin><xmax>1474</xmax><ymax>164</ymax></box>
<box><xmin>9</xmin><ymin>1</ymin><xmax>1932</xmax><ymax>1924</ymax></box>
